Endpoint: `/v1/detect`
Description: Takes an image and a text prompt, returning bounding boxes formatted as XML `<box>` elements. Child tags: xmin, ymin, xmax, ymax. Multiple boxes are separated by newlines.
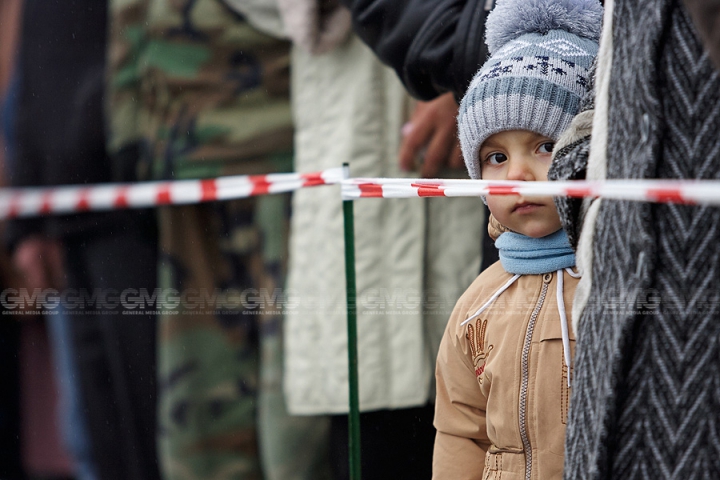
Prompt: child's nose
<box><xmin>506</xmin><ymin>156</ymin><xmax>536</xmax><ymax>181</ymax></box>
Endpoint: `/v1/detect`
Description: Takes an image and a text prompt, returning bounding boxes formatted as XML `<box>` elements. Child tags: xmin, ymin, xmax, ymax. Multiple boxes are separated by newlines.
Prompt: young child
<box><xmin>432</xmin><ymin>0</ymin><xmax>602</xmax><ymax>478</ymax></box>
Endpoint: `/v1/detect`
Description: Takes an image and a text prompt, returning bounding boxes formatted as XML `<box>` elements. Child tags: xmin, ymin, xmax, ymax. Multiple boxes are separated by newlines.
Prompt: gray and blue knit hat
<box><xmin>458</xmin><ymin>0</ymin><xmax>602</xmax><ymax>179</ymax></box>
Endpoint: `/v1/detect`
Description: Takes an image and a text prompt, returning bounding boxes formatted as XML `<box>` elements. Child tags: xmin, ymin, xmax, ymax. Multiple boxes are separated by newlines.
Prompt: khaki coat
<box><xmin>284</xmin><ymin>35</ymin><xmax>486</xmax><ymax>414</ymax></box>
<box><xmin>434</xmin><ymin>259</ymin><xmax>579</xmax><ymax>479</ymax></box>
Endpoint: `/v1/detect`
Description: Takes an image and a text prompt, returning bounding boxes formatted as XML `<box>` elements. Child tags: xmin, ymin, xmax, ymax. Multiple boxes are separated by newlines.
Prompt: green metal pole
<box><xmin>342</xmin><ymin>163</ymin><xmax>362</xmax><ymax>480</ymax></box>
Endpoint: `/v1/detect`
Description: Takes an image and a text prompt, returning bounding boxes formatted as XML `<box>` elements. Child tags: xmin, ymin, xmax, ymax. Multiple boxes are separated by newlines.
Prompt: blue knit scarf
<box><xmin>495</xmin><ymin>229</ymin><xmax>576</xmax><ymax>275</ymax></box>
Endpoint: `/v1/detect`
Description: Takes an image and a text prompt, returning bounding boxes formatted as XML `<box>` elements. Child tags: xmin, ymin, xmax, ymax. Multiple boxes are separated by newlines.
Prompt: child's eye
<box><xmin>538</xmin><ymin>142</ymin><xmax>555</xmax><ymax>154</ymax></box>
<box><xmin>485</xmin><ymin>152</ymin><xmax>508</xmax><ymax>165</ymax></box>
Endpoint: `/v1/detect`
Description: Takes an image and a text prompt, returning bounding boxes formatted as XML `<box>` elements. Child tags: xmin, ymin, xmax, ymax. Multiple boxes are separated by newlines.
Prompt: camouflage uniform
<box><xmin>107</xmin><ymin>1</ymin><xmax>330</xmax><ymax>478</ymax></box>
<box><xmin>107</xmin><ymin>0</ymin><xmax>294</xmax><ymax>181</ymax></box>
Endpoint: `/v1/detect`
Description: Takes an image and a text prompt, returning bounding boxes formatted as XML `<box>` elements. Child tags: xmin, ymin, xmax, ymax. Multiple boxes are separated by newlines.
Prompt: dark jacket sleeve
<box><xmin>339</xmin><ymin>0</ymin><xmax>492</xmax><ymax>100</ymax></box>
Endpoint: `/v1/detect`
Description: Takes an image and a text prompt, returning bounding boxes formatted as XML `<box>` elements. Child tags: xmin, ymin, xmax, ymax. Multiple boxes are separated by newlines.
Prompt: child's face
<box><xmin>479</xmin><ymin>130</ymin><xmax>562</xmax><ymax>238</ymax></box>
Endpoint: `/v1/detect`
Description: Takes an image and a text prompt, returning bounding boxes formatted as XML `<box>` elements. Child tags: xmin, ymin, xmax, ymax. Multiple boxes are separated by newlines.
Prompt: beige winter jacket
<box><xmin>434</xmin><ymin>223</ymin><xmax>579</xmax><ymax>480</ymax></box>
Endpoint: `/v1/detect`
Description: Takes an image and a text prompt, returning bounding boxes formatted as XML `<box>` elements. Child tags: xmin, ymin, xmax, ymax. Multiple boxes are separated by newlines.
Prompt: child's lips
<box><xmin>512</xmin><ymin>202</ymin><xmax>543</xmax><ymax>213</ymax></box>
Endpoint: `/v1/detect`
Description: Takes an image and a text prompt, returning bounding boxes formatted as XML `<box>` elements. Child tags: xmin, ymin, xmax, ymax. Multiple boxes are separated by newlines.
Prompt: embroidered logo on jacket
<box><xmin>467</xmin><ymin>319</ymin><xmax>493</xmax><ymax>384</ymax></box>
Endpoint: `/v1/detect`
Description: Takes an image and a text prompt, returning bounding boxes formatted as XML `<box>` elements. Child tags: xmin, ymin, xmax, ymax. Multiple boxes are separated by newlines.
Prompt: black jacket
<box><xmin>339</xmin><ymin>0</ymin><xmax>493</xmax><ymax>100</ymax></box>
<box><xmin>6</xmin><ymin>0</ymin><xmax>151</xmax><ymax>249</ymax></box>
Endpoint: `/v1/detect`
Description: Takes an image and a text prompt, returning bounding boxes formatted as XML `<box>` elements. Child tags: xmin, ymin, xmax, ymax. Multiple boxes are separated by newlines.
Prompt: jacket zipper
<box><xmin>519</xmin><ymin>272</ymin><xmax>552</xmax><ymax>480</ymax></box>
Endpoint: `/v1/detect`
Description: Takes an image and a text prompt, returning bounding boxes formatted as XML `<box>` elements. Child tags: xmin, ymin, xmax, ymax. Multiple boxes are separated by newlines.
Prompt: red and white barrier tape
<box><xmin>3</xmin><ymin>170</ymin><xmax>720</xmax><ymax>219</ymax></box>
<box><xmin>341</xmin><ymin>177</ymin><xmax>720</xmax><ymax>205</ymax></box>
<box><xmin>0</xmin><ymin>168</ymin><xmax>345</xmax><ymax>219</ymax></box>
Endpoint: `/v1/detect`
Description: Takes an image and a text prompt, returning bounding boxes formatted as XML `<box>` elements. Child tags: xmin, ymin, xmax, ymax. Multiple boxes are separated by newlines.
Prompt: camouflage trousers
<box><xmin>157</xmin><ymin>193</ymin><xmax>331</xmax><ymax>480</ymax></box>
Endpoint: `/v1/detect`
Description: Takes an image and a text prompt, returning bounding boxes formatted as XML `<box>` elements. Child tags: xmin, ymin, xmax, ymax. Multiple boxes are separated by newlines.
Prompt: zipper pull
<box><xmin>543</xmin><ymin>273</ymin><xmax>552</xmax><ymax>284</ymax></box>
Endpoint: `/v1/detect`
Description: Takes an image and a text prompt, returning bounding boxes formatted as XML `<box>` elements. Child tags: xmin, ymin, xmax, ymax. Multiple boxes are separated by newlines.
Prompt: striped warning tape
<box><xmin>3</xmin><ymin>170</ymin><xmax>720</xmax><ymax>220</ymax></box>
<box><xmin>340</xmin><ymin>177</ymin><xmax>720</xmax><ymax>205</ymax></box>
<box><xmin>0</xmin><ymin>168</ymin><xmax>345</xmax><ymax>219</ymax></box>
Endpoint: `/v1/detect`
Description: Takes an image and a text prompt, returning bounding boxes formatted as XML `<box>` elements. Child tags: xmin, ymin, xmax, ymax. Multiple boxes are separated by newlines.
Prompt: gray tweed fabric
<box><xmin>563</xmin><ymin>0</ymin><xmax>720</xmax><ymax>478</ymax></box>
<box><xmin>548</xmin><ymin>60</ymin><xmax>596</xmax><ymax>249</ymax></box>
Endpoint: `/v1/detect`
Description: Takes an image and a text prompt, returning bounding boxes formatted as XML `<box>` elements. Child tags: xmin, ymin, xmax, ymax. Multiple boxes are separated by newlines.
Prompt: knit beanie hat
<box><xmin>458</xmin><ymin>0</ymin><xmax>602</xmax><ymax>179</ymax></box>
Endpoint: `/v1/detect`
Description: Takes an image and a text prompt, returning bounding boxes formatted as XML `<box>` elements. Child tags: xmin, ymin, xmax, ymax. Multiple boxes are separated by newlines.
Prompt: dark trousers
<box><xmin>0</xmin><ymin>318</ymin><xmax>23</xmax><ymax>479</ymax></box>
<box><xmin>330</xmin><ymin>404</ymin><xmax>436</xmax><ymax>480</ymax></box>
<box><xmin>65</xmin><ymin>210</ymin><xmax>160</xmax><ymax>480</ymax></box>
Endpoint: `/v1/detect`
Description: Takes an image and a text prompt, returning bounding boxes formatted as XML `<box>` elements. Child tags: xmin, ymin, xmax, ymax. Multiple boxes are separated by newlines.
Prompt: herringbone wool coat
<box><xmin>551</xmin><ymin>0</ymin><xmax>720</xmax><ymax>478</ymax></box>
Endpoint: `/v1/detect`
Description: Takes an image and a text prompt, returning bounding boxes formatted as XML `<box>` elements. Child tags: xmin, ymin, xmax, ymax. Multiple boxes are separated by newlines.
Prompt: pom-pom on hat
<box><xmin>458</xmin><ymin>0</ymin><xmax>602</xmax><ymax>179</ymax></box>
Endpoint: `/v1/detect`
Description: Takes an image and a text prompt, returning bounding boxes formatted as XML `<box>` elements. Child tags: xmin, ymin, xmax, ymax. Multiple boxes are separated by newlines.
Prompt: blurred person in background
<box><xmin>277</xmin><ymin>1</ymin><xmax>486</xmax><ymax>478</ymax></box>
<box><xmin>5</xmin><ymin>0</ymin><xmax>160</xmax><ymax>479</ymax></box>
<box><xmin>107</xmin><ymin>1</ymin><xmax>328</xmax><ymax>478</ymax></box>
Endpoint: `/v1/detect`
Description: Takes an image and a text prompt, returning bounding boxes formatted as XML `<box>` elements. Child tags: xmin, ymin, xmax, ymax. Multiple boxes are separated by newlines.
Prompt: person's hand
<box><xmin>12</xmin><ymin>236</ymin><xmax>65</xmax><ymax>292</ymax></box>
<box><xmin>399</xmin><ymin>92</ymin><xmax>465</xmax><ymax>178</ymax></box>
